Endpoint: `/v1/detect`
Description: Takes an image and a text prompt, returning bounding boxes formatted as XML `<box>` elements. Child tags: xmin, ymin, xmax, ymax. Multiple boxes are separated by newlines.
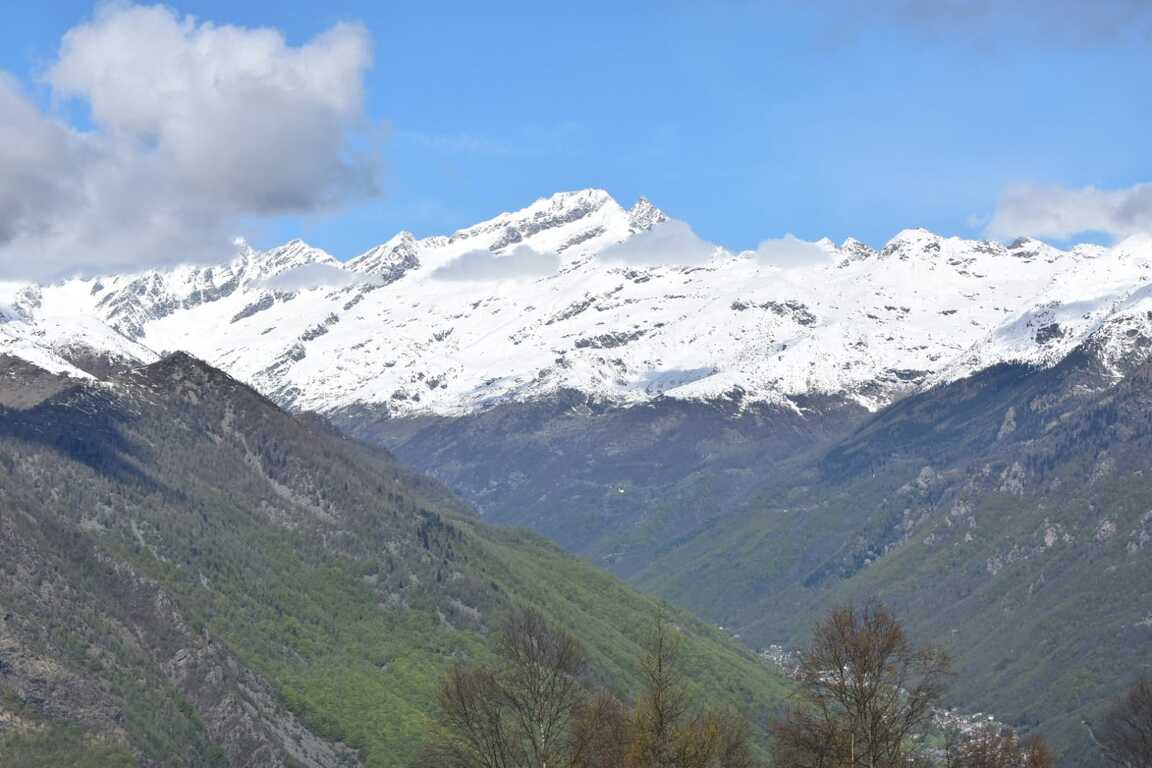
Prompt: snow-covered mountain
<box><xmin>4</xmin><ymin>188</ymin><xmax>1152</xmax><ymax>416</ymax></box>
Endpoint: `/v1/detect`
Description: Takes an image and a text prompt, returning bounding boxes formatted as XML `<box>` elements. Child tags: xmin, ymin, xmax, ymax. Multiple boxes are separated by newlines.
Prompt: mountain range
<box><xmin>6</xmin><ymin>188</ymin><xmax>1152</xmax><ymax>418</ymax></box>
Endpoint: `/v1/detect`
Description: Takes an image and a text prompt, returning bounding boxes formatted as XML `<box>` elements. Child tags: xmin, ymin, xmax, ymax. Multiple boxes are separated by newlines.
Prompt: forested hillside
<box><xmin>0</xmin><ymin>354</ymin><xmax>786</xmax><ymax>767</ymax></box>
<box><xmin>635</xmin><ymin>349</ymin><xmax>1152</xmax><ymax>765</ymax></box>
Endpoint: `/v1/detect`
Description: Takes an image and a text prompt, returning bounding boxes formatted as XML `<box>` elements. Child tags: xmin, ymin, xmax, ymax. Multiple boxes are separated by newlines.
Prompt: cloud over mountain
<box><xmin>753</xmin><ymin>234</ymin><xmax>833</xmax><ymax>268</ymax></box>
<box><xmin>598</xmin><ymin>219</ymin><xmax>718</xmax><ymax>266</ymax></box>
<box><xmin>432</xmin><ymin>245</ymin><xmax>560</xmax><ymax>281</ymax></box>
<box><xmin>0</xmin><ymin>4</ymin><xmax>378</xmax><ymax>281</ymax></box>
<box><xmin>987</xmin><ymin>182</ymin><xmax>1152</xmax><ymax>240</ymax></box>
<box><xmin>259</xmin><ymin>263</ymin><xmax>368</xmax><ymax>291</ymax></box>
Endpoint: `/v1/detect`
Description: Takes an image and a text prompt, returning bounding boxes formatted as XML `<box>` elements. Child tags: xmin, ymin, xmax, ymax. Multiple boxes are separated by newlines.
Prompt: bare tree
<box><xmin>771</xmin><ymin>708</ymin><xmax>850</xmax><ymax>768</ymax></box>
<box><xmin>420</xmin><ymin>610</ymin><xmax>759</xmax><ymax>768</ymax></box>
<box><xmin>569</xmin><ymin>692</ymin><xmax>633</xmax><ymax>768</ymax></box>
<box><xmin>419</xmin><ymin>665</ymin><xmax>513</xmax><ymax>768</ymax></box>
<box><xmin>1093</xmin><ymin>677</ymin><xmax>1152</xmax><ymax>768</ymax></box>
<box><xmin>946</xmin><ymin>725</ymin><xmax>1019</xmax><ymax>768</ymax></box>
<box><xmin>418</xmin><ymin>607</ymin><xmax>589</xmax><ymax>768</ymax></box>
<box><xmin>1023</xmin><ymin>737</ymin><xmax>1056</xmax><ymax>768</ymax></box>
<box><xmin>773</xmin><ymin>600</ymin><xmax>951</xmax><ymax>768</ymax></box>
<box><xmin>500</xmin><ymin>608</ymin><xmax>590</xmax><ymax>768</ymax></box>
<box><xmin>945</xmin><ymin>724</ymin><xmax>1054</xmax><ymax>768</ymax></box>
<box><xmin>628</xmin><ymin>616</ymin><xmax>760</xmax><ymax>768</ymax></box>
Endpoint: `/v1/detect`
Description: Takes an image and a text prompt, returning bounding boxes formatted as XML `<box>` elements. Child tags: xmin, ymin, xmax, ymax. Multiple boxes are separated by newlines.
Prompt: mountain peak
<box><xmin>503</xmin><ymin>188</ymin><xmax>617</xmax><ymax>220</ymax></box>
<box><xmin>628</xmin><ymin>196</ymin><xmax>667</xmax><ymax>232</ymax></box>
<box><xmin>513</xmin><ymin>187</ymin><xmax>619</xmax><ymax>224</ymax></box>
<box><xmin>880</xmin><ymin>227</ymin><xmax>945</xmax><ymax>258</ymax></box>
<box><xmin>347</xmin><ymin>231</ymin><xmax>422</xmax><ymax>281</ymax></box>
<box><xmin>886</xmin><ymin>227</ymin><xmax>940</xmax><ymax>244</ymax></box>
<box><xmin>137</xmin><ymin>351</ymin><xmax>257</xmax><ymax>399</ymax></box>
<box><xmin>246</xmin><ymin>240</ymin><xmax>338</xmax><ymax>281</ymax></box>
<box><xmin>442</xmin><ymin>188</ymin><xmax>625</xmax><ymax>254</ymax></box>
<box><xmin>149</xmin><ymin>350</ymin><xmax>219</xmax><ymax>376</ymax></box>
<box><xmin>839</xmin><ymin>237</ymin><xmax>876</xmax><ymax>260</ymax></box>
<box><xmin>541</xmin><ymin>187</ymin><xmax>615</xmax><ymax>206</ymax></box>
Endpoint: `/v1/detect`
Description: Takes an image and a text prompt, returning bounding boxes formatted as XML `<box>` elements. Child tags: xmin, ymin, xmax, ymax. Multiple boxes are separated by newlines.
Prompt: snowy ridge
<box><xmin>932</xmin><ymin>233</ymin><xmax>1152</xmax><ymax>384</ymax></box>
<box><xmin>4</xmin><ymin>190</ymin><xmax>1152</xmax><ymax>416</ymax></box>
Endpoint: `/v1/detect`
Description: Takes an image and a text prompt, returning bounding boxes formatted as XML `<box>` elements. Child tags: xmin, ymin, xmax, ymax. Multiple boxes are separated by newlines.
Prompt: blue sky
<box><xmin>2</xmin><ymin>1</ymin><xmax>1150</xmax><ymax>267</ymax></box>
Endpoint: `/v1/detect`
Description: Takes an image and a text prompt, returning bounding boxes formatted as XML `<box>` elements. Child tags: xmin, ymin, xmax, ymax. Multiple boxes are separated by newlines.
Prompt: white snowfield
<box><xmin>3</xmin><ymin>189</ymin><xmax>1152</xmax><ymax>416</ymax></box>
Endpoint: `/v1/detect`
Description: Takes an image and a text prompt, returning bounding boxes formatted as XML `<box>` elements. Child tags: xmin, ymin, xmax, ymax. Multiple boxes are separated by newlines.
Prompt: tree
<box><xmin>500</xmin><ymin>608</ymin><xmax>589</xmax><ymax>767</ymax></box>
<box><xmin>420</xmin><ymin>611</ymin><xmax>760</xmax><ymax>768</ymax></box>
<box><xmin>418</xmin><ymin>607</ymin><xmax>589</xmax><ymax>768</ymax></box>
<box><xmin>1022</xmin><ymin>738</ymin><xmax>1056</xmax><ymax>768</ymax></box>
<box><xmin>771</xmin><ymin>707</ymin><xmax>851</xmax><ymax>768</ymax></box>
<box><xmin>629</xmin><ymin>617</ymin><xmax>689</xmax><ymax>768</ymax></box>
<box><xmin>772</xmin><ymin>601</ymin><xmax>951</xmax><ymax>768</ymax></box>
<box><xmin>689</xmin><ymin>710</ymin><xmax>758</xmax><ymax>768</ymax></box>
<box><xmin>628</xmin><ymin>616</ymin><xmax>758</xmax><ymax>768</ymax></box>
<box><xmin>569</xmin><ymin>692</ymin><xmax>634</xmax><ymax>768</ymax></box>
<box><xmin>945</xmin><ymin>724</ymin><xmax>1054</xmax><ymax>768</ymax></box>
<box><xmin>422</xmin><ymin>665</ymin><xmax>511</xmax><ymax>768</ymax></box>
<box><xmin>1092</xmin><ymin>677</ymin><xmax>1152</xmax><ymax>768</ymax></box>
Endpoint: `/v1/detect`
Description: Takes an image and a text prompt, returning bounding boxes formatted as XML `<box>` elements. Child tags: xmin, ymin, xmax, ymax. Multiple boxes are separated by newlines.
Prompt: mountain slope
<box><xmin>0</xmin><ymin>354</ymin><xmax>787</xmax><ymax>767</ymax></box>
<box><xmin>336</xmin><ymin>392</ymin><xmax>869</xmax><ymax>577</ymax></box>
<box><xmin>633</xmin><ymin>340</ymin><xmax>1152</xmax><ymax>765</ymax></box>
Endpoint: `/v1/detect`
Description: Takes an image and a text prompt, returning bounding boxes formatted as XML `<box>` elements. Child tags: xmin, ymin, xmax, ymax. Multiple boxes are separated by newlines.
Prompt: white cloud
<box><xmin>0</xmin><ymin>74</ymin><xmax>91</xmax><ymax>249</ymax></box>
<box><xmin>0</xmin><ymin>4</ymin><xmax>378</xmax><ymax>281</ymax></box>
<box><xmin>599</xmin><ymin>219</ymin><xmax>718</xmax><ymax>266</ymax></box>
<box><xmin>987</xmin><ymin>182</ymin><xmax>1152</xmax><ymax>240</ymax></box>
<box><xmin>432</xmin><ymin>245</ymin><xmax>560</xmax><ymax>281</ymax></box>
<box><xmin>259</xmin><ymin>263</ymin><xmax>366</xmax><ymax>291</ymax></box>
<box><xmin>753</xmin><ymin>234</ymin><xmax>834</xmax><ymax>268</ymax></box>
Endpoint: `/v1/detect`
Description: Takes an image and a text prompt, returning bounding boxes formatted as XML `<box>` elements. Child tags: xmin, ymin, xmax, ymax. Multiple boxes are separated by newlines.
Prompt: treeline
<box><xmin>417</xmin><ymin>602</ymin><xmax>1152</xmax><ymax>768</ymax></box>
